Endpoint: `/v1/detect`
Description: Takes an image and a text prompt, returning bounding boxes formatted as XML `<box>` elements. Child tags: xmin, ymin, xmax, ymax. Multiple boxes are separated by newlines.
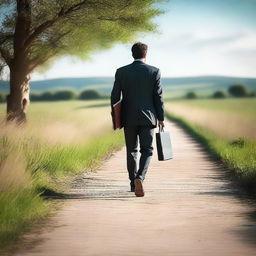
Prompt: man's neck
<box><xmin>134</xmin><ymin>58</ymin><xmax>146</xmax><ymax>63</ymax></box>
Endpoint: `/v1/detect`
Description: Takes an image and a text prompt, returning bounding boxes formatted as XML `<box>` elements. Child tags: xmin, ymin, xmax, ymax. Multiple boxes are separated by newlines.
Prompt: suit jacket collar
<box><xmin>133</xmin><ymin>59</ymin><xmax>145</xmax><ymax>64</ymax></box>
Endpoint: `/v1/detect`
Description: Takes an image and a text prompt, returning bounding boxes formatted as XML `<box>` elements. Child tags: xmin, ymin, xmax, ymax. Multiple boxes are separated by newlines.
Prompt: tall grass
<box><xmin>0</xmin><ymin>100</ymin><xmax>124</xmax><ymax>249</ymax></box>
<box><xmin>165</xmin><ymin>98</ymin><xmax>256</xmax><ymax>140</ymax></box>
<box><xmin>166</xmin><ymin>112</ymin><xmax>256</xmax><ymax>192</ymax></box>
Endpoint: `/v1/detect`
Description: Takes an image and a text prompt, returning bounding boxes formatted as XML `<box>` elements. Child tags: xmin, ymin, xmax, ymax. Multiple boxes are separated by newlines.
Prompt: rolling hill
<box><xmin>0</xmin><ymin>76</ymin><xmax>255</xmax><ymax>95</ymax></box>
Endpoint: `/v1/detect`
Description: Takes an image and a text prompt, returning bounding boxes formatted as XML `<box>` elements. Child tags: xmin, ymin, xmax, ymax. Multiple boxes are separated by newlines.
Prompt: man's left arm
<box><xmin>153</xmin><ymin>68</ymin><xmax>164</xmax><ymax>122</ymax></box>
<box><xmin>111</xmin><ymin>69</ymin><xmax>122</xmax><ymax>106</ymax></box>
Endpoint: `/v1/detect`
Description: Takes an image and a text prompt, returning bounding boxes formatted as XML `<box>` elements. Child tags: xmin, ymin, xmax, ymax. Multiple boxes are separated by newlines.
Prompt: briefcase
<box><xmin>155</xmin><ymin>126</ymin><xmax>173</xmax><ymax>161</ymax></box>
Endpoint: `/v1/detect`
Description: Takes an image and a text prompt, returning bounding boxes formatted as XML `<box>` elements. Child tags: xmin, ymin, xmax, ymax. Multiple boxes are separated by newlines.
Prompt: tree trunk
<box><xmin>6</xmin><ymin>61</ymin><xmax>30</xmax><ymax>124</ymax></box>
<box><xmin>5</xmin><ymin>0</ymin><xmax>32</xmax><ymax>124</ymax></box>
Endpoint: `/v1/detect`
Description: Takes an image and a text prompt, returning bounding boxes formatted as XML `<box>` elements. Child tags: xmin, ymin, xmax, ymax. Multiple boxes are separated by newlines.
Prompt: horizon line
<box><xmin>30</xmin><ymin>74</ymin><xmax>256</xmax><ymax>81</ymax></box>
<box><xmin>1</xmin><ymin>74</ymin><xmax>256</xmax><ymax>82</ymax></box>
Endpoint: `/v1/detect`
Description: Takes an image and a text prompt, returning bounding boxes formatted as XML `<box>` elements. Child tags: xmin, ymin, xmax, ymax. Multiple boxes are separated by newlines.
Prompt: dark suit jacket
<box><xmin>111</xmin><ymin>60</ymin><xmax>164</xmax><ymax>128</ymax></box>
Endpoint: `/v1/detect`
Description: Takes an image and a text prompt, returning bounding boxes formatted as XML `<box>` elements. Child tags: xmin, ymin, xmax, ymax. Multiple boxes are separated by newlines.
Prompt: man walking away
<box><xmin>111</xmin><ymin>42</ymin><xmax>164</xmax><ymax>197</ymax></box>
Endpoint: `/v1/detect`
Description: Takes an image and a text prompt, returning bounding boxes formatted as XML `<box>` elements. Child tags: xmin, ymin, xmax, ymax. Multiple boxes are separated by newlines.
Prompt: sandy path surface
<box><xmin>12</xmin><ymin>120</ymin><xmax>256</xmax><ymax>256</ymax></box>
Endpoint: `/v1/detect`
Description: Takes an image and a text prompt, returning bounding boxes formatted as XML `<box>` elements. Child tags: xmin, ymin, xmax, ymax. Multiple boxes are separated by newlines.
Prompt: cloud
<box><xmin>224</xmin><ymin>49</ymin><xmax>256</xmax><ymax>57</ymax></box>
<box><xmin>148</xmin><ymin>29</ymin><xmax>248</xmax><ymax>54</ymax></box>
<box><xmin>189</xmin><ymin>33</ymin><xmax>243</xmax><ymax>48</ymax></box>
<box><xmin>160</xmin><ymin>29</ymin><xmax>256</xmax><ymax>57</ymax></box>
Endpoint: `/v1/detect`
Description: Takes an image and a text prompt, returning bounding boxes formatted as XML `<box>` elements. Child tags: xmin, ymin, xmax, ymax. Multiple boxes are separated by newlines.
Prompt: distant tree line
<box><xmin>1</xmin><ymin>84</ymin><xmax>255</xmax><ymax>103</ymax></box>
<box><xmin>0</xmin><ymin>89</ymin><xmax>107</xmax><ymax>102</ymax></box>
<box><xmin>185</xmin><ymin>84</ymin><xmax>256</xmax><ymax>99</ymax></box>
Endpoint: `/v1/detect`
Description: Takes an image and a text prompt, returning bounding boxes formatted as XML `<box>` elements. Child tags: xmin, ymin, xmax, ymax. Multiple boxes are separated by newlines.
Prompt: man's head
<box><xmin>131</xmin><ymin>42</ymin><xmax>148</xmax><ymax>59</ymax></box>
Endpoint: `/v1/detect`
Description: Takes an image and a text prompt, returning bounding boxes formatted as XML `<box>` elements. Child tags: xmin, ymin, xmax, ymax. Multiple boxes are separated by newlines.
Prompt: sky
<box><xmin>29</xmin><ymin>0</ymin><xmax>256</xmax><ymax>80</ymax></box>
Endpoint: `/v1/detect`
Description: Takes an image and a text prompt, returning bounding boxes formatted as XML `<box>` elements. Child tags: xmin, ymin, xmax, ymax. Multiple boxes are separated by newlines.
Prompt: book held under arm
<box><xmin>111</xmin><ymin>99</ymin><xmax>123</xmax><ymax>130</ymax></box>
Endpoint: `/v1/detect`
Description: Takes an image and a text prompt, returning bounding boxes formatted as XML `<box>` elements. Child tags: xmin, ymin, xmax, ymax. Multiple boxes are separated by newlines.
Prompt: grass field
<box><xmin>1</xmin><ymin>97</ymin><xmax>255</xmax><ymax>249</ymax></box>
<box><xmin>165</xmin><ymin>98</ymin><xmax>256</xmax><ymax>191</ymax></box>
<box><xmin>165</xmin><ymin>98</ymin><xmax>256</xmax><ymax>140</ymax></box>
<box><xmin>0</xmin><ymin>100</ymin><xmax>124</xmax><ymax>249</ymax></box>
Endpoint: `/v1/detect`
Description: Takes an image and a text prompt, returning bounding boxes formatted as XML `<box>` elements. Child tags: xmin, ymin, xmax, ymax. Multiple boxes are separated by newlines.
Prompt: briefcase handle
<box><xmin>158</xmin><ymin>124</ymin><xmax>164</xmax><ymax>133</ymax></box>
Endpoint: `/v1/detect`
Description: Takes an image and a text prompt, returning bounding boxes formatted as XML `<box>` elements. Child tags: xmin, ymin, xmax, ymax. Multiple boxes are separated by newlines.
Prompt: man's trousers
<box><xmin>123</xmin><ymin>125</ymin><xmax>154</xmax><ymax>182</ymax></box>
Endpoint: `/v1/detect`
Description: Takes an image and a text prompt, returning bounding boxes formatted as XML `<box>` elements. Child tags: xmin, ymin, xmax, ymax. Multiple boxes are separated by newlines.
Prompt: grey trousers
<box><xmin>123</xmin><ymin>125</ymin><xmax>154</xmax><ymax>182</ymax></box>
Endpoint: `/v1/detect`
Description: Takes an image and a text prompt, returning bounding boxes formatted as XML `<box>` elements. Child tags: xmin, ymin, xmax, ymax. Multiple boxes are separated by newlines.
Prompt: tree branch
<box><xmin>0</xmin><ymin>33</ymin><xmax>13</xmax><ymax>45</ymax></box>
<box><xmin>0</xmin><ymin>46</ymin><xmax>11</xmax><ymax>66</ymax></box>
<box><xmin>27</xmin><ymin>49</ymin><xmax>58</xmax><ymax>73</ymax></box>
<box><xmin>24</xmin><ymin>0</ymin><xmax>133</xmax><ymax>50</ymax></box>
<box><xmin>96</xmin><ymin>15</ymin><xmax>134</xmax><ymax>22</ymax></box>
<box><xmin>27</xmin><ymin>30</ymin><xmax>71</xmax><ymax>72</ymax></box>
<box><xmin>24</xmin><ymin>0</ymin><xmax>91</xmax><ymax>49</ymax></box>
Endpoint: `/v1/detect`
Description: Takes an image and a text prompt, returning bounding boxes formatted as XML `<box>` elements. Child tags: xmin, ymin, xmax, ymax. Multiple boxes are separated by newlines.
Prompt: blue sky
<box><xmin>31</xmin><ymin>0</ymin><xmax>256</xmax><ymax>80</ymax></box>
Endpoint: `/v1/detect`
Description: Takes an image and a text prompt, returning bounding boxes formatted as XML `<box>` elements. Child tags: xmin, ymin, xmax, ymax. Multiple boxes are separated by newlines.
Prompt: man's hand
<box><xmin>158</xmin><ymin>120</ymin><xmax>165</xmax><ymax>129</ymax></box>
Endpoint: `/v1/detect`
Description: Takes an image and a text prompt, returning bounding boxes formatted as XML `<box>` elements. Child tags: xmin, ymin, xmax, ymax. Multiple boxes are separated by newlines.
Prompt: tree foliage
<box><xmin>186</xmin><ymin>91</ymin><xmax>197</xmax><ymax>99</ymax></box>
<box><xmin>79</xmin><ymin>89</ymin><xmax>102</xmax><ymax>99</ymax></box>
<box><xmin>228</xmin><ymin>84</ymin><xmax>248</xmax><ymax>97</ymax></box>
<box><xmin>30</xmin><ymin>89</ymin><xmax>105</xmax><ymax>101</ymax></box>
<box><xmin>212</xmin><ymin>90</ymin><xmax>226</xmax><ymax>99</ymax></box>
<box><xmin>0</xmin><ymin>0</ymin><xmax>166</xmax><ymax>75</ymax></box>
<box><xmin>248</xmin><ymin>91</ymin><xmax>256</xmax><ymax>97</ymax></box>
<box><xmin>30</xmin><ymin>89</ymin><xmax>76</xmax><ymax>101</ymax></box>
<box><xmin>53</xmin><ymin>90</ymin><xmax>76</xmax><ymax>100</ymax></box>
<box><xmin>38</xmin><ymin>91</ymin><xmax>54</xmax><ymax>101</ymax></box>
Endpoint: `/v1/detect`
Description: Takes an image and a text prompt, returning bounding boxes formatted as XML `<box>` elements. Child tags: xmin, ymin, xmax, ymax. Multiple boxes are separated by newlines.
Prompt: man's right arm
<box><xmin>111</xmin><ymin>69</ymin><xmax>122</xmax><ymax>106</ymax></box>
<box><xmin>153</xmin><ymin>68</ymin><xmax>164</xmax><ymax>126</ymax></box>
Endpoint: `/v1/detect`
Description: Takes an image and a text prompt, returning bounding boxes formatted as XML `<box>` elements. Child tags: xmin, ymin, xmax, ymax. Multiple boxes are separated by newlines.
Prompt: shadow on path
<box><xmin>75</xmin><ymin>102</ymin><xmax>110</xmax><ymax>109</ymax></box>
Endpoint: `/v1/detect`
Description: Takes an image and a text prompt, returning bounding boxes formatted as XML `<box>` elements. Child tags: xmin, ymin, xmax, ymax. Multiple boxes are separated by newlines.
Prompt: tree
<box><xmin>0</xmin><ymin>92</ymin><xmax>5</xmax><ymax>102</ymax></box>
<box><xmin>228</xmin><ymin>84</ymin><xmax>248</xmax><ymax>97</ymax></box>
<box><xmin>53</xmin><ymin>90</ymin><xmax>75</xmax><ymax>100</ymax></box>
<box><xmin>0</xmin><ymin>0</ymin><xmax>166</xmax><ymax>123</ymax></box>
<box><xmin>30</xmin><ymin>92</ymin><xmax>41</xmax><ymax>101</ymax></box>
<box><xmin>248</xmin><ymin>91</ymin><xmax>256</xmax><ymax>97</ymax></box>
<box><xmin>185</xmin><ymin>91</ymin><xmax>197</xmax><ymax>99</ymax></box>
<box><xmin>39</xmin><ymin>91</ymin><xmax>54</xmax><ymax>101</ymax></box>
<box><xmin>212</xmin><ymin>90</ymin><xmax>226</xmax><ymax>99</ymax></box>
<box><xmin>79</xmin><ymin>89</ymin><xmax>101</xmax><ymax>99</ymax></box>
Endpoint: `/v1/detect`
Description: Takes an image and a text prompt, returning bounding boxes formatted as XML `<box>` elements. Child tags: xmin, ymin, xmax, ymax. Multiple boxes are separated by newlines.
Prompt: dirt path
<box><xmin>12</xmin><ymin>120</ymin><xmax>256</xmax><ymax>256</ymax></box>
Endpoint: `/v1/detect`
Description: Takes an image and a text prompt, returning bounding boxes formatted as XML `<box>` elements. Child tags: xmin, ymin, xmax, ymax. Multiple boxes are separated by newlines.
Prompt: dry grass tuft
<box><xmin>0</xmin><ymin>150</ymin><xmax>30</xmax><ymax>192</ymax></box>
<box><xmin>0</xmin><ymin>100</ymin><xmax>124</xmax><ymax>248</ymax></box>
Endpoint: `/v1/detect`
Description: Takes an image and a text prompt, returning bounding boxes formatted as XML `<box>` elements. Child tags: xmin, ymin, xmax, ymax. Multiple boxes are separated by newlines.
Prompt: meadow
<box><xmin>1</xmin><ymin>96</ymin><xmax>256</xmax><ymax>249</ymax></box>
<box><xmin>0</xmin><ymin>100</ymin><xmax>124</xmax><ymax>249</ymax></box>
<box><xmin>165</xmin><ymin>98</ymin><xmax>256</xmax><ymax>190</ymax></box>
<box><xmin>165</xmin><ymin>98</ymin><xmax>256</xmax><ymax>140</ymax></box>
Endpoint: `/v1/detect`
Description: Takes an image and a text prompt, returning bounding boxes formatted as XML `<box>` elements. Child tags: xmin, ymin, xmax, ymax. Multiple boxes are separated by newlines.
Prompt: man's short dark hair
<box><xmin>131</xmin><ymin>42</ymin><xmax>148</xmax><ymax>59</ymax></box>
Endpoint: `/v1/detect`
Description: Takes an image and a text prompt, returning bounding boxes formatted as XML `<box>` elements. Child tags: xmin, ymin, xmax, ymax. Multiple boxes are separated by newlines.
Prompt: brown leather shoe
<box><xmin>134</xmin><ymin>178</ymin><xmax>144</xmax><ymax>197</ymax></box>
